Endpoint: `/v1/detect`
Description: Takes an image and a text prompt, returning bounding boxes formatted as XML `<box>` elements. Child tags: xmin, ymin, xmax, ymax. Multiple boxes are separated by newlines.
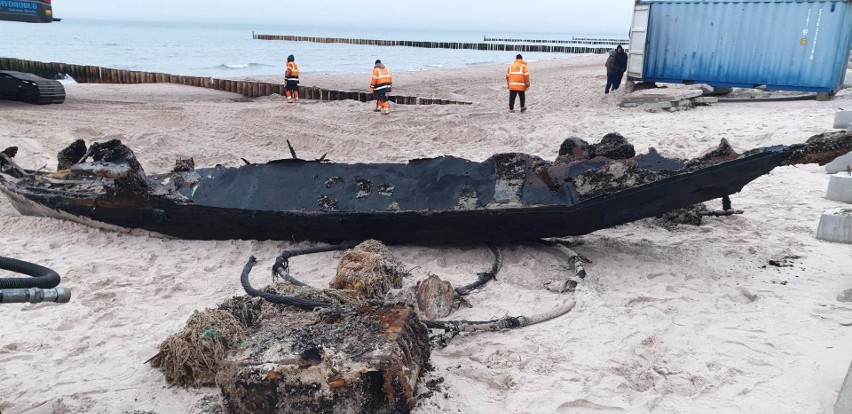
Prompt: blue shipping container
<box><xmin>629</xmin><ymin>0</ymin><xmax>852</xmax><ymax>93</ymax></box>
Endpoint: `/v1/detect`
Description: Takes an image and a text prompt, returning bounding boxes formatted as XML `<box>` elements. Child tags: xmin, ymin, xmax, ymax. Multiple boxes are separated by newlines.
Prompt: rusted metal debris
<box><xmin>1</xmin><ymin>132</ymin><xmax>851</xmax><ymax>243</ymax></box>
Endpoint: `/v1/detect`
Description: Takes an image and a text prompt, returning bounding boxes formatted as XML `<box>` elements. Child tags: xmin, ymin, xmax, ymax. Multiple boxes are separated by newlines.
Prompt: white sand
<box><xmin>1</xmin><ymin>55</ymin><xmax>851</xmax><ymax>414</ymax></box>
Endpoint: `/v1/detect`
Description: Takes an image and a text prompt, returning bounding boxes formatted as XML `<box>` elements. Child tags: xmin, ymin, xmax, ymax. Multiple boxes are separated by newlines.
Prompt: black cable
<box><xmin>717</xmin><ymin>94</ymin><xmax>816</xmax><ymax>103</ymax></box>
<box><xmin>272</xmin><ymin>241</ymin><xmax>360</xmax><ymax>286</ymax></box>
<box><xmin>0</xmin><ymin>256</ymin><xmax>61</xmax><ymax>289</ymax></box>
<box><xmin>455</xmin><ymin>243</ymin><xmax>502</xmax><ymax>296</ymax></box>
<box><xmin>241</xmin><ymin>256</ymin><xmax>331</xmax><ymax>310</ymax></box>
<box><xmin>241</xmin><ymin>241</ymin><xmax>576</xmax><ymax>337</ymax></box>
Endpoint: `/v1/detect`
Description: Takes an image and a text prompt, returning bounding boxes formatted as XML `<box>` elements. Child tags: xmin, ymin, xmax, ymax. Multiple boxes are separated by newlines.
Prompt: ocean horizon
<box><xmin>0</xmin><ymin>19</ymin><xmax>626</xmax><ymax>78</ymax></box>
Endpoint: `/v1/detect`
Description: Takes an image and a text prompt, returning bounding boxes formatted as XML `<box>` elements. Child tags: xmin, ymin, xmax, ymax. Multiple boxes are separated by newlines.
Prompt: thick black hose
<box><xmin>0</xmin><ymin>256</ymin><xmax>61</xmax><ymax>289</ymax></box>
<box><xmin>455</xmin><ymin>243</ymin><xmax>502</xmax><ymax>296</ymax></box>
<box><xmin>244</xmin><ymin>255</ymin><xmax>386</xmax><ymax>309</ymax></box>
<box><xmin>241</xmin><ymin>256</ymin><xmax>331</xmax><ymax>310</ymax></box>
<box><xmin>272</xmin><ymin>241</ymin><xmax>360</xmax><ymax>286</ymax></box>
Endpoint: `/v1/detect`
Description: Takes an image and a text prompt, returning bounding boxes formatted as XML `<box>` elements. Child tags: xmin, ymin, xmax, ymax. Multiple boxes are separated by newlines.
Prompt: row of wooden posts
<box><xmin>482</xmin><ymin>36</ymin><xmax>629</xmax><ymax>47</ymax></box>
<box><xmin>572</xmin><ymin>37</ymin><xmax>630</xmax><ymax>44</ymax></box>
<box><xmin>0</xmin><ymin>57</ymin><xmax>472</xmax><ymax>105</ymax></box>
<box><xmin>252</xmin><ymin>33</ymin><xmax>615</xmax><ymax>55</ymax></box>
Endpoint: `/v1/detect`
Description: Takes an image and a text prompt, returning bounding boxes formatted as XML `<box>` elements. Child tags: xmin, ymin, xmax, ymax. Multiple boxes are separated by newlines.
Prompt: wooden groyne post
<box><xmin>482</xmin><ymin>36</ymin><xmax>629</xmax><ymax>48</ymax></box>
<box><xmin>251</xmin><ymin>33</ymin><xmax>615</xmax><ymax>54</ymax></box>
<box><xmin>0</xmin><ymin>57</ymin><xmax>472</xmax><ymax>106</ymax></box>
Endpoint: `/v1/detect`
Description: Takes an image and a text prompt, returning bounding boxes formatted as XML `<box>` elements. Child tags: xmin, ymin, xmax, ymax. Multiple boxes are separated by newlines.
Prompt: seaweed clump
<box><xmin>331</xmin><ymin>240</ymin><xmax>408</xmax><ymax>299</ymax></box>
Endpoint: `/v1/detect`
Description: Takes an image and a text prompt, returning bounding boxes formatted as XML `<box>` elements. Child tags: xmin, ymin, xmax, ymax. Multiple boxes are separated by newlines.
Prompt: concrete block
<box><xmin>827</xmin><ymin>173</ymin><xmax>852</xmax><ymax>203</ymax></box>
<box><xmin>834</xmin><ymin>111</ymin><xmax>852</xmax><ymax>129</ymax></box>
<box><xmin>642</xmin><ymin>101</ymin><xmax>673</xmax><ymax>113</ymax></box>
<box><xmin>623</xmin><ymin>89</ymin><xmax>702</xmax><ymax>104</ymax></box>
<box><xmin>826</xmin><ymin>151</ymin><xmax>852</xmax><ymax>174</ymax></box>
<box><xmin>695</xmin><ymin>84</ymin><xmax>715</xmax><ymax>94</ymax></box>
<box><xmin>837</xmin><ymin>360</ymin><xmax>852</xmax><ymax>414</ymax></box>
<box><xmin>816</xmin><ymin>207</ymin><xmax>852</xmax><ymax>244</ymax></box>
<box><xmin>693</xmin><ymin>97</ymin><xmax>719</xmax><ymax>104</ymax></box>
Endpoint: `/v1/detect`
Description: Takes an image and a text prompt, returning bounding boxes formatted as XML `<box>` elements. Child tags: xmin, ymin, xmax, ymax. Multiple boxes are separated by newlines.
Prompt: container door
<box><xmin>628</xmin><ymin>4</ymin><xmax>649</xmax><ymax>79</ymax></box>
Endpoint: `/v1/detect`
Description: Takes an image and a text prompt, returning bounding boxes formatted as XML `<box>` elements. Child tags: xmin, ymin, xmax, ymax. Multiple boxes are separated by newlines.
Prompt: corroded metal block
<box><xmin>217</xmin><ymin>304</ymin><xmax>430</xmax><ymax>414</ymax></box>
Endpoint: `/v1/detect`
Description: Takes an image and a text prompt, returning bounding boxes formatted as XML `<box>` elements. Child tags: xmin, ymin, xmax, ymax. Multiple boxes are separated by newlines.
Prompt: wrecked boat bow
<box><xmin>1</xmin><ymin>131</ymin><xmax>850</xmax><ymax>243</ymax></box>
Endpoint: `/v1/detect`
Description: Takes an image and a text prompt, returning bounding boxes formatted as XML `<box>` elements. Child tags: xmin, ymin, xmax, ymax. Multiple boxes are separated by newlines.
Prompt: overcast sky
<box><xmin>54</xmin><ymin>0</ymin><xmax>635</xmax><ymax>34</ymax></box>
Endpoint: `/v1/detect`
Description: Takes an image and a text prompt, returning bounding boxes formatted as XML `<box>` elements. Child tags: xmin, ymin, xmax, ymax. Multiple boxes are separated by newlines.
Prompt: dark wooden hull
<box><xmin>0</xmin><ymin>149</ymin><xmax>790</xmax><ymax>243</ymax></box>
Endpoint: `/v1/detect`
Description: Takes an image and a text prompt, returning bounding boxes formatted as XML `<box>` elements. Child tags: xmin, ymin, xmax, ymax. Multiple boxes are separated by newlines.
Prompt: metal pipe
<box><xmin>0</xmin><ymin>288</ymin><xmax>71</xmax><ymax>304</ymax></box>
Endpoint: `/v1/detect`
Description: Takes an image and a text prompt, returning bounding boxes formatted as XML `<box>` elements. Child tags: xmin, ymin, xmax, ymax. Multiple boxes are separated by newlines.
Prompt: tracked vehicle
<box><xmin>0</xmin><ymin>71</ymin><xmax>65</xmax><ymax>104</ymax></box>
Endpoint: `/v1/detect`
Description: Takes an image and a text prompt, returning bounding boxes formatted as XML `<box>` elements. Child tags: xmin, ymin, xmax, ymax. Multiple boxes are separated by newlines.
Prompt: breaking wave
<box><xmin>212</xmin><ymin>63</ymin><xmax>273</xmax><ymax>70</ymax></box>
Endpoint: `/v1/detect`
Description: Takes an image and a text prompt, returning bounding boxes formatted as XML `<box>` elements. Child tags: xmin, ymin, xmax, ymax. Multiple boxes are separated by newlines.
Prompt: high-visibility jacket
<box><xmin>371</xmin><ymin>67</ymin><xmax>393</xmax><ymax>92</ymax></box>
<box><xmin>506</xmin><ymin>59</ymin><xmax>530</xmax><ymax>91</ymax></box>
<box><xmin>285</xmin><ymin>62</ymin><xmax>300</xmax><ymax>81</ymax></box>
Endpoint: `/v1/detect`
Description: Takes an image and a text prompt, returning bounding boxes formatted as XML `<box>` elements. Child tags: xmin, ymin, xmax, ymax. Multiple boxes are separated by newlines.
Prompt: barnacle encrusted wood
<box><xmin>216</xmin><ymin>303</ymin><xmax>430</xmax><ymax>414</ymax></box>
<box><xmin>153</xmin><ymin>281</ymin><xmax>430</xmax><ymax>413</ymax></box>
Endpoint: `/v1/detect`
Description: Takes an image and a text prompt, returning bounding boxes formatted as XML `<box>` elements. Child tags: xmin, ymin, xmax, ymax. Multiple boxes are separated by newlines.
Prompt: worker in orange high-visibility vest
<box><xmin>506</xmin><ymin>54</ymin><xmax>530</xmax><ymax>112</ymax></box>
<box><xmin>370</xmin><ymin>59</ymin><xmax>393</xmax><ymax>115</ymax></box>
<box><xmin>284</xmin><ymin>54</ymin><xmax>300</xmax><ymax>103</ymax></box>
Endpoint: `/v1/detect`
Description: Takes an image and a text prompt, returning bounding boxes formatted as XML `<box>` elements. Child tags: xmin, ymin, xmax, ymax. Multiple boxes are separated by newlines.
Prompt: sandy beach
<box><xmin>1</xmin><ymin>55</ymin><xmax>851</xmax><ymax>413</ymax></box>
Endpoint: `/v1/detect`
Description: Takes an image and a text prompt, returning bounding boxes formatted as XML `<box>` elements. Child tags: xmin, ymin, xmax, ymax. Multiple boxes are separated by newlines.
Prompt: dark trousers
<box><xmin>285</xmin><ymin>79</ymin><xmax>299</xmax><ymax>92</ymax></box>
<box><xmin>605</xmin><ymin>71</ymin><xmax>624</xmax><ymax>94</ymax></box>
<box><xmin>374</xmin><ymin>89</ymin><xmax>389</xmax><ymax>103</ymax></box>
<box><xmin>509</xmin><ymin>90</ymin><xmax>525</xmax><ymax>109</ymax></box>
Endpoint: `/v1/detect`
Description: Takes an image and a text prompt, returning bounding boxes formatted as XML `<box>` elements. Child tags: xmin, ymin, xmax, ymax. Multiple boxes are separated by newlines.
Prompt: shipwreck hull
<box><xmin>0</xmin><ymin>147</ymin><xmax>791</xmax><ymax>243</ymax></box>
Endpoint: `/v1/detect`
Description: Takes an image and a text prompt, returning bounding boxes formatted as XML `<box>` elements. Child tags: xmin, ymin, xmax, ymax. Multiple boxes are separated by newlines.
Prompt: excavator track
<box><xmin>0</xmin><ymin>70</ymin><xmax>65</xmax><ymax>105</ymax></box>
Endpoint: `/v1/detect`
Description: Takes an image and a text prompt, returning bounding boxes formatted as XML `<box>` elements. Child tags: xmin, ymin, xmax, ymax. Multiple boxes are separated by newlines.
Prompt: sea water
<box><xmin>0</xmin><ymin>19</ymin><xmax>623</xmax><ymax>78</ymax></box>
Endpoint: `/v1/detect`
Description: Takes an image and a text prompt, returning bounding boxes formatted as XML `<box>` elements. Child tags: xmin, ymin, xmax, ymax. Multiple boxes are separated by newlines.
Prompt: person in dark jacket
<box><xmin>605</xmin><ymin>45</ymin><xmax>628</xmax><ymax>94</ymax></box>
